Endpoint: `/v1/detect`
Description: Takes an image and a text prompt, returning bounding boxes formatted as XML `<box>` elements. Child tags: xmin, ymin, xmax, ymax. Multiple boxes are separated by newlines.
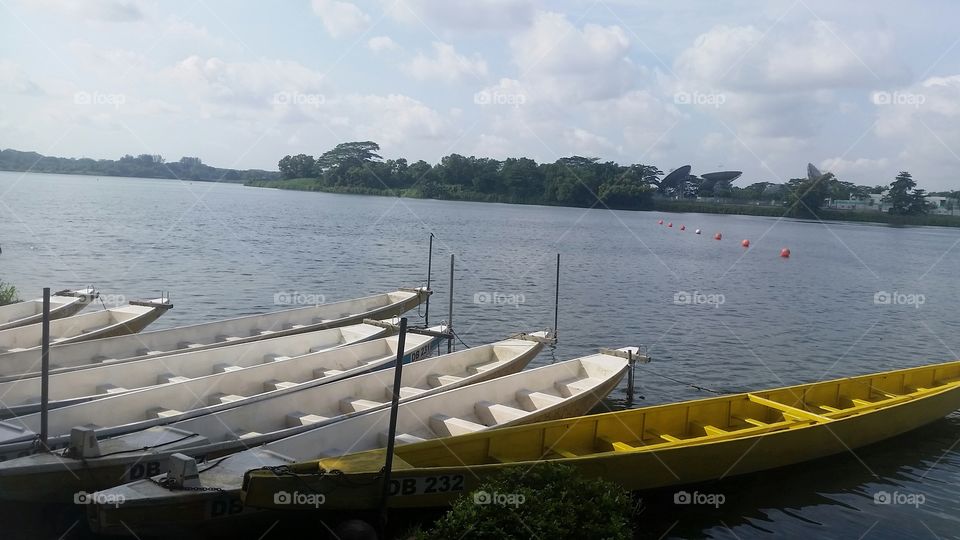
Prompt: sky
<box><xmin>3</xmin><ymin>0</ymin><xmax>960</xmax><ymax>190</ymax></box>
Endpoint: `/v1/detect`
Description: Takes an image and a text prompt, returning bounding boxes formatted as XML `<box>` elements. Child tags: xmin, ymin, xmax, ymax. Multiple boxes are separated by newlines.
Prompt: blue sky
<box><xmin>3</xmin><ymin>0</ymin><xmax>960</xmax><ymax>190</ymax></box>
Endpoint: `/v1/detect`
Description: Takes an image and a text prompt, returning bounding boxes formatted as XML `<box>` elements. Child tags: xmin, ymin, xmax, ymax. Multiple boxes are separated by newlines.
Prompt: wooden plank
<box><xmin>747</xmin><ymin>394</ymin><xmax>832</xmax><ymax>423</ymax></box>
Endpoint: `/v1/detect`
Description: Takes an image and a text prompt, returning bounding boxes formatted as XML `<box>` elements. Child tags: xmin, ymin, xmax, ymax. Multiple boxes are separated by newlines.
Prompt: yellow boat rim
<box><xmin>241</xmin><ymin>358</ymin><xmax>960</xmax><ymax>510</ymax></box>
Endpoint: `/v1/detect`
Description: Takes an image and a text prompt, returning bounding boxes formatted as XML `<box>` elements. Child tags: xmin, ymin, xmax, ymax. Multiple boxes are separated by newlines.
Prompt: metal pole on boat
<box><xmin>425</xmin><ymin>232</ymin><xmax>434</xmax><ymax>326</ymax></box>
<box><xmin>447</xmin><ymin>254</ymin><xmax>454</xmax><ymax>354</ymax></box>
<box><xmin>626</xmin><ymin>349</ymin><xmax>635</xmax><ymax>404</ymax></box>
<box><xmin>554</xmin><ymin>253</ymin><xmax>560</xmax><ymax>342</ymax></box>
<box><xmin>379</xmin><ymin>316</ymin><xmax>408</xmax><ymax>535</ymax></box>
<box><xmin>39</xmin><ymin>287</ymin><xmax>51</xmax><ymax>450</ymax></box>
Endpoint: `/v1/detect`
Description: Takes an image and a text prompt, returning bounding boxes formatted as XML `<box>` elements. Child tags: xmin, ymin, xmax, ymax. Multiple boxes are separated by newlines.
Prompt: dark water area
<box><xmin>1</xmin><ymin>171</ymin><xmax>959</xmax><ymax>538</ymax></box>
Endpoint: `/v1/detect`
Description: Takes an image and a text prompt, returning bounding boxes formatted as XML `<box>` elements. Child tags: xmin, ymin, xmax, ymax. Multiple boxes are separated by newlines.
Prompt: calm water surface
<box><xmin>1</xmin><ymin>171</ymin><xmax>959</xmax><ymax>539</ymax></box>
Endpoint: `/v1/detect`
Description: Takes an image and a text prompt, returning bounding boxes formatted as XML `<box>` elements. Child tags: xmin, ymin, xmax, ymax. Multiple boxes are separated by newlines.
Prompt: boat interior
<box><xmin>374</xmin><ymin>360</ymin><xmax>960</xmax><ymax>468</ymax></box>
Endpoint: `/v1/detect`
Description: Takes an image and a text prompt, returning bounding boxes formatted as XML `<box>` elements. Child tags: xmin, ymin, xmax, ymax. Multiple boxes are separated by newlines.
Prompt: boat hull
<box><xmin>0</xmin><ymin>289</ymin><xmax>97</xmax><ymax>331</ymax></box>
<box><xmin>240</xmin><ymin>372</ymin><xmax>960</xmax><ymax>510</ymax></box>
<box><xmin>0</xmin><ymin>288</ymin><xmax>427</xmax><ymax>381</ymax></box>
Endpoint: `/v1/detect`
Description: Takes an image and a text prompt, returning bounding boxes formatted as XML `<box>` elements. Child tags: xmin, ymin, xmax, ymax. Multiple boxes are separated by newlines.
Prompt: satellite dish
<box><xmin>700</xmin><ymin>171</ymin><xmax>742</xmax><ymax>183</ymax></box>
<box><xmin>661</xmin><ymin>165</ymin><xmax>692</xmax><ymax>186</ymax></box>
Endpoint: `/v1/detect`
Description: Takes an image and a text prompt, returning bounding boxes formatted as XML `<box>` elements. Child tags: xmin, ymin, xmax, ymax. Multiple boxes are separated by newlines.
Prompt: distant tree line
<box><xmin>0</xmin><ymin>149</ymin><xmax>281</xmax><ymax>183</ymax></box>
<box><xmin>266</xmin><ymin>141</ymin><xmax>952</xmax><ymax>217</ymax></box>
<box><xmin>272</xmin><ymin>141</ymin><xmax>661</xmax><ymax>209</ymax></box>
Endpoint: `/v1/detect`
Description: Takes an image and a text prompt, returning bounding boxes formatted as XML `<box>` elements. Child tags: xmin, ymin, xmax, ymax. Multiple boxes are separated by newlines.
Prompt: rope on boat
<box><xmin>150</xmin><ymin>475</ymin><xmax>224</xmax><ymax>492</ymax></box>
<box><xmin>87</xmin><ymin>432</ymin><xmax>202</xmax><ymax>458</ymax></box>
<box><xmin>636</xmin><ymin>364</ymin><xmax>725</xmax><ymax>395</ymax></box>
<box><xmin>450</xmin><ymin>327</ymin><xmax>470</xmax><ymax>349</ymax></box>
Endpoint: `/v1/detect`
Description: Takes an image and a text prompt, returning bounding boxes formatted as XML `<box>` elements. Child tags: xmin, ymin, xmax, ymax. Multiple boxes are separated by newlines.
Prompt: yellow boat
<box><xmin>242</xmin><ymin>359</ymin><xmax>960</xmax><ymax>510</ymax></box>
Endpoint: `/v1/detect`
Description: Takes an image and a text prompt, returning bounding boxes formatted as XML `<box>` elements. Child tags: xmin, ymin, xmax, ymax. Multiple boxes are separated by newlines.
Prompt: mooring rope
<box><xmin>636</xmin><ymin>364</ymin><xmax>725</xmax><ymax>395</ymax></box>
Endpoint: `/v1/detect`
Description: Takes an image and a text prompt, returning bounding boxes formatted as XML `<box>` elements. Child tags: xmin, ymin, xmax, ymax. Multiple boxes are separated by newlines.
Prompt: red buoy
<box><xmin>714</xmin><ymin>232</ymin><xmax>722</xmax><ymax>240</ymax></box>
<box><xmin>680</xmin><ymin>225</ymin><xmax>686</xmax><ymax>231</ymax></box>
<box><xmin>780</xmin><ymin>248</ymin><xmax>791</xmax><ymax>258</ymax></box>
<box><xmin>741</xmin><ymin>239</ymin><xmax>750</xmax><ymax>248</ymax></box>
<box><xmin>658</xmin><ymin>219</ymin><xmax>663</xmax><ymax>225</ymax></box>
<box><xmin>668</xmin><ymin>222</ymin><xmax>673</xmax><ymax>228</ymax></box>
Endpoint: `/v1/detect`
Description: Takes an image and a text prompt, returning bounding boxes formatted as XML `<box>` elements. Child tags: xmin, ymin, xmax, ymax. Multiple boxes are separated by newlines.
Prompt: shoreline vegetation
<box><xmin>5</xmin><ymin>144</ymin><xmax>959</xmax><ymax>227</ymax></box>
<box><xmin>249</xmin><ymin>141</ymin><xmax>960</xmax><ymax>228</ymax></box>
<box><xmin>0</xmin><ymin>148</ymin><xmax>281</xmax><ymax>183</ymax></box>
<box><xmin>245</xmin><ymin>179</ymin><xmax>960</xmax><ymax>227</ymax></box>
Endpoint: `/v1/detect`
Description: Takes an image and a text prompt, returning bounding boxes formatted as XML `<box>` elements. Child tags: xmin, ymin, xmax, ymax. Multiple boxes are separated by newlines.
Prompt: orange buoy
<box><xmin>741</xmin><ymin>239</ymin><xmax>750</xmax><ymax>248</ymax></box>
<box><xmin>658</xmin><ymin>219</ymin><xmax>663</xmax><ymax>225</ymax></box>
<box><xmin>714</xmin><ymin>232</ymin><xmax>722</xmax><ymax>240</ymax></box>
<box><xmin>667</xmin><ymin>222</ymin><xmax>673</xmax><ymax>228</ymax></box>
<box><xmin>695</xmin><ymin>229</ymin><xmax>701</xmax><ymax>235</ymax></box>
<box><xmin>780</xmin><ymin>248</ymin><xmax>791</xmax><ymax>258</ymax></box>
<box><xmin>680</xmin><ymin>225</ymin><xmax>686</xmax><ymax>231</ymax></box>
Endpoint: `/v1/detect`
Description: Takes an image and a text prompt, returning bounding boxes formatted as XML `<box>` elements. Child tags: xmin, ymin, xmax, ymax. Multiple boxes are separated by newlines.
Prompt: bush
<box><xmin>0</xmin><ymin>281</ymin><xmax>19</xmax><ymax>306</ymax></box>
<box><xmin>416</xmin><ymin>463</ymin><xmax>632</xmax><ymax>540</ymax></box>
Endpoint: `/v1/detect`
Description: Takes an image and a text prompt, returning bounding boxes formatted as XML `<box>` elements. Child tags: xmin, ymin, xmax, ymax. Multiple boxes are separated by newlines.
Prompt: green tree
<box><xmin>277</xmin><ymin>154</ymin><xmax>316</xmax><ymax>179</ymax></box>
<box><xmin>883</xmin><ymin>171</ymin><xmax>927</xmax><ymax>215</ymax></box>
<box><xmin>316</xmin><ymin>141</ymin><xmax>382</xmax><ymax>182</ymax></box>
<box><xmin>786</xmin><ymin>172</ymin><xmax>833</xmax><ymax>216</ymax></box>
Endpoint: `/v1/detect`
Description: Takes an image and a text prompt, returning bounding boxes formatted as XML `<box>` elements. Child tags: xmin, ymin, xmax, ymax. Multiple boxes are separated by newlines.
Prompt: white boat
<box><xmin>0</xmin><ymin>322</ymin><xmax>390</xmax><ymax>417</ymax></box>
<box><xmin>0</xmin><ymin>288</ymin><xmax>98</xmax><ymax>331</ymax></box>
<box><xmin>86</xmin><ymin>348</ymin><xmax>628</xmax><ymax>535</ymax></box>
<box><xmin>0</xmin><ymin>288</ymin><xmax>429</xmax><ymax>381</ymax></box>
<box><xmin>0</xmin><ymin>328</ymin><xmax>446</xmax><ymax>458</ymax></box>
<box><xmin>0</xmin><ymin>298</ymin><xmax>172</xmax><ymax>355</ymax></box>
<box><xmin>0</xmin><ymin>331</ymin><xmax>548</xmax><ymax>502</ymax></box>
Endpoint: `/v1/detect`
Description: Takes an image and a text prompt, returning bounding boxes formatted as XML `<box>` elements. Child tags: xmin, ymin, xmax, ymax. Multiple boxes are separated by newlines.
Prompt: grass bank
<box><xmin>246</xmin><ymin>179</ymin><xmax>960</xmax><ymax>228</ymax></box>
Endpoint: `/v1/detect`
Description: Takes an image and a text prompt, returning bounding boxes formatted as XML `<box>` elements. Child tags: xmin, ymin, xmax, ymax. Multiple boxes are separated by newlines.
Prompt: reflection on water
<box><xmin>636</xmin><ymin>414</ymin><xmax>960</xmax><ymax>539</ymax></box>
<box><xmin>2</xmin><ymin>172</ymin><xmax>959</xmax><ymax>538</ymax></box>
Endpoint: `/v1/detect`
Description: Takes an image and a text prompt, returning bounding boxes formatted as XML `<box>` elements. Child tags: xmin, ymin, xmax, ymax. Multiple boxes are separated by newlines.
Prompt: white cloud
<box><xmin>868</xmin><ymin>74</ymin><xmax>960</xmax><ymax>189</ymax></box>
<box><xmin>386</xmin><ymin>0</ymin><xmax>535</xmax><ymax>30</ymax></box>
<box><xmin>820</xmin><ymin>157</ymin><xmax>891</xmax><ymax>181</ymax></box>
<box><xmin>405</xmin><ymin>42</ymin><xmax>488</xmax><ymax>83</ymax></box>
<box><xmin>367</xmin><ymin>35</ymin><xmax>398</xmax><ymax>53</ymax></box>
<box><xmin>510</xmin><ymin>11</ymin><xmax>635</xmax><ymax>104</ymax></box>
<box><xmin>341</xmin><ymin>94</ymin><xmax>451</xmax><ymax>145</ymax></box>
<box><xmin>30</xmin><ymin>0</ymin><xmax>143</xmax><ymax>22</ymax></box>
<box><xmin>311</xmin><ymin>0</ymin><xmax>370</xmax><ymax>38</ymax></box>
<box><xmin>0</xmin><ymin>60</ymin><xmax>44</xmax><ymax>95</ymax></box>
<box><xmin>167</xmin><ymin>55</ymin><xmax>327</xmax><ymax>111</ymax></box>
<box><xmin>675</xmin><ymin>21</ymin><xmax>907</xmax><ymax>93</ymax></box>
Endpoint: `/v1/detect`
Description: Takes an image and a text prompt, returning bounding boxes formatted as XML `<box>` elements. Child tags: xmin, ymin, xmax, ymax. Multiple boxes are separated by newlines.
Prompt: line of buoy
<box><xmin>657</xmin><ymin>218</ymin><xmax>789</xmax><ymax>258</ymax></box>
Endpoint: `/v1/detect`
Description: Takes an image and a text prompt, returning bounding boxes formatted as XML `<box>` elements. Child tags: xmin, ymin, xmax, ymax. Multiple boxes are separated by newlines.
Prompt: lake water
<box><xmin>1</xmin><ymin>171</ymin><xmax>959</xmax><ymax>539</ymax></box>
